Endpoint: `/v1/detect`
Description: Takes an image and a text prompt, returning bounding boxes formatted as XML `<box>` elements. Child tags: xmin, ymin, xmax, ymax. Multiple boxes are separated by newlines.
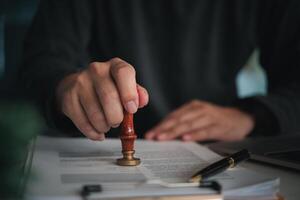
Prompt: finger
<box><xmin>145</xmin><ymin>101</ymin><xmax>206</xmax><ymax>140</ymax></box>
<box><xmin>146</xmin><ymin>112</ymin><xmax>186</xmax><ymax>138</ymax></box>
<box><xmin>137</xmin><ymin>84</ymin><xmax>149</xmax><ymax>108</ymax></box>
<box><xmin>150</xmin><ymin>108</ymin><xmax>207</xmax><ymax>141</ymax></box>
<box><xmin>167</xmin><ymin>100</ymin><xmax>206</xmax><ymax>120</ymax></box>
<box><xmin>179</xmin><ymin>108</ymin><xmax>205</xmax><ymax>122</ymax></box>
<box><xmin>182</xmin><ymin>125</ymin><xmax>220</xmax><ymax>141</ymax></box>
<box><xmin>145</xmin><ymin>118</ymin><xmax>177</xmax><ymax>140</ymax></box>
<box><xmin>151</xmin><ymin>101</ymin><xmax>205</xmax><ymax>133</ymax></box>
<box><xmin>145</xmin><ymin>119</ymin><xmax>178</xmax><ymax>140</ymax></box>
<box><xmin>78</xmin><ymin>85</ymin><xmax>110</xmax><ymax>133</ymax></box>
<box><xmin>65</xmin><ymin>94</ymin><xmax>105</xmax><ymax>141</ymax></box>
<box><xmin>94</xmin><ymin>73</ymin><xmax>124</xmax><ymax>127</ymax></box>
<box><xmin>145</xmin><ymin>130</ymin><xmax>156</xmax><ymax>140</ymax></box>
<box><xmin>156</xmin><ymin>122</ymin><xmax>191</xmax><ymax>141</ymax></box>
<box><xmin>182</xmin><ymin>130</ymin><xmax>209</xmax><ymax>141</ymax></box>
<box><xmin>110</xmin><ymin>58</ymin><xmax>138</xmax><ymax>114</ymax></box>
<box><xmin>155</xmin><ymin>114</ymin><xmax>206</xmax><ymax>141</ymax></box>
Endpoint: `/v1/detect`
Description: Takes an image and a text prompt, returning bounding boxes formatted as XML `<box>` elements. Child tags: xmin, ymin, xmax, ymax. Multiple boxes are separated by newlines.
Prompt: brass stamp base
<box><xmin>116</xmin><ymin>150</ymin><xmax>141</xmax><ymax>166</ymax></box>
<box><xmin>116</xmin><ymin>157</ymin><xmax>140</xmax><ymax>166</ymax></box>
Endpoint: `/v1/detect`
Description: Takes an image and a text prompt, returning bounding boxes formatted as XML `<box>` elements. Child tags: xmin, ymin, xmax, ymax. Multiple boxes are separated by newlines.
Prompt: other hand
<box><xmin>56</xmin><ymin>58</ymin><xmax>149</xmax><ymax>141</ymax></box>
<box><xmin>145</xmin><ymin>100</ymin><xmax>254</xmax><ymax>142</ymax></box>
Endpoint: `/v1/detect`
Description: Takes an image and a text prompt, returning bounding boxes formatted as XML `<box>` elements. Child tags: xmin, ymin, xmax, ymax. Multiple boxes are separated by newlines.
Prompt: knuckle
<box><xmin>70</xmin><ymin>73</ymin><xmax>88</xmax><ymax>91</ymax></box>
<box><xmin>89</xmin><ymin>62</ymin><xmax>101</xmax><ymax>70</ymax></box>
<box><xmin>113</xmin><ymin>63</ymin><xmax>135</xmax><ymax>78</ymax></box>
<box><xmin>89</xmin><ymin>62</ymin><xmax>109</xmax><ymax>78</ymax></box>
<box><xmin>74</xmin><ymin>75</ymin><xmax>85</xmax><ymax>88</ymax></box>
<box><xmin>191</xmin><ymin>100</ymin><xmax>200</xmax><ymax>106</ymax></box>
<box><xmin>110</xmin><ymin>57</ymin><xmax>123</xmax><ymax>63</ymax></box>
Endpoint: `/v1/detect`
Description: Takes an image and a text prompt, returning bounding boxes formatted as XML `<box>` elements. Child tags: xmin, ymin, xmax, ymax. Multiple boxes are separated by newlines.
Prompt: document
<box><xmin>26</xmin><ymin>136</ymin><xmax>279</xmax><ymax>200</ymax></box>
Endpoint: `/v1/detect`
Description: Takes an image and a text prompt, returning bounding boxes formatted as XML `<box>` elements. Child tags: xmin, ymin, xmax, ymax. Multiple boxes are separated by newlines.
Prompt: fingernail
<box><xmin>99</xmin><ymin>134</ymin><xmax>105</xmax><ymax>141</ymax></box>
<box><xmin>112</xmin><ymin>124</ymin><xmax>120</xmax><ymax>128</ymax></box>
<box><xmin>125</xmin><ymin>101</ymin><xmax>138</xmax><ymax>113</ymax></box>
<box><xmin>183</xmin><ymin>135</ymin><xmax>191</xmax><ymax>141</ymax></box>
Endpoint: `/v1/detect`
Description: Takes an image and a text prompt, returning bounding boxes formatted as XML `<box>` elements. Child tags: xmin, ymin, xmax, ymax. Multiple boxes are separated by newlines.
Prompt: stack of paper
<box><xmin>26</xmin><ymin>136</ymin><xmax>279</xmax><ymax>200</ymax></box>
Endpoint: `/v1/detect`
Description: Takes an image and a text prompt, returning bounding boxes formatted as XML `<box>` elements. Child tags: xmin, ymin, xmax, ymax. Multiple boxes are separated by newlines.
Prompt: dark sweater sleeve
<box><xmin>20</xmin><ymin>0</ymin><xmax>93</xmax><ymax>134</ymax></box>
<box><xmin>235</xmin><ymin>0</ymin><xmax>300</xmax><ymax>136</ymax></box>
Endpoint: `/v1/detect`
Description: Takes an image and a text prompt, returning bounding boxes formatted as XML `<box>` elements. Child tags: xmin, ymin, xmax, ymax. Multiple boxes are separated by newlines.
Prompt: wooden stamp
<box><xmin>116</xmin><ymin>111</ymin><xmax>141</xmax><ymax>166</ymax></box>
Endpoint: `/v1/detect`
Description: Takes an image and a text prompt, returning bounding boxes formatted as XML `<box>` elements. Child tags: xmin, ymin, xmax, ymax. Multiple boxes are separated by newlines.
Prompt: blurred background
<box><xmin>0</xmin><ymin>0</ymin><xmax>38</xmax><ymax>86</ymax></box>
<box><xmin>0</xmin><ymin>1</ymin><xmax>42</xmax><ymax>199</ymax></box>
<box><xmin>0</xmin><ymin>0</ymin><xmax>267</xmax><ymax>97</ymax></box>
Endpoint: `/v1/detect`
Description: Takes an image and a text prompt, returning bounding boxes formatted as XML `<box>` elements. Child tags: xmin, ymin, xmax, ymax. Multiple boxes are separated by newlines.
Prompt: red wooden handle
<box><xmin>120</xmin><ymin>111</ymin><xmax>137</xmax><ymax>151</ymax></box>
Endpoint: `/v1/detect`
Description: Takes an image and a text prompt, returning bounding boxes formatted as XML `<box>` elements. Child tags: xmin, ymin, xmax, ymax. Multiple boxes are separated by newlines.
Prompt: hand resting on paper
<box><xmin>145</xmin><ymin>100</ymin><xmax>254</xmax><ymax>142</ymax></box>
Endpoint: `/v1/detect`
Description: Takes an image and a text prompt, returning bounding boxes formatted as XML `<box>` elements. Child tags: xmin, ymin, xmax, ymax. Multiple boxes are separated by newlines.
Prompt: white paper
<box><xmin>26</xmin><ymin>136</ymin><xmax>278</xmax><ymax>200</ymax></box>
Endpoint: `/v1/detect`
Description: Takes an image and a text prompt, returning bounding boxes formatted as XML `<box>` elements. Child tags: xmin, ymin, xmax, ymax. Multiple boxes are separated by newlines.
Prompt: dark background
<box><xmin>0</xmin><ymin>0</ymin><xmax>266</xmax><ymax>97</ymax></box>
<box><xmin>0</xmin><ymin>0</ymin><xmax>38</xmax><ymax>88</ymax></box>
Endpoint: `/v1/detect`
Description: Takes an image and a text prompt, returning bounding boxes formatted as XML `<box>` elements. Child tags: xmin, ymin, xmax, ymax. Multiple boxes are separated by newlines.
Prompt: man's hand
<box><xmin>145</xmin><ymin>100</ymin><xmax>254</xmax><ymax>142</ymax></box>
<box><xmin>56</xmin><ymin>58</ymin><xmax>149</xmax><ymax>141</ymax></box>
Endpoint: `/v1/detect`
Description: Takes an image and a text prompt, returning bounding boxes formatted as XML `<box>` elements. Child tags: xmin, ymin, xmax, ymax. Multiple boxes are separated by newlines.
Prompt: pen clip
<box><xmin>228</xmin><ymin>157</ymin><xmax>235</xmax><ymax>168</ymax></box>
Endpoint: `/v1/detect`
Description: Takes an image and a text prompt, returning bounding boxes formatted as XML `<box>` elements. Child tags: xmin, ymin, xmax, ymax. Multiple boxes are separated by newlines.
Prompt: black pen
<box><xmin>189</xmin><ymin>149</ymin><xmax>250</xmax><ymax>183</ymax></box>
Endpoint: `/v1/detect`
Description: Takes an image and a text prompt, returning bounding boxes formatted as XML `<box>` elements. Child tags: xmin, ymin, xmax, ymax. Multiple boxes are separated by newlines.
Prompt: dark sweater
<box><xmin>20</xmin><ymin>0</ymin><xmax>300</xmax><ymax>137</ymax></box>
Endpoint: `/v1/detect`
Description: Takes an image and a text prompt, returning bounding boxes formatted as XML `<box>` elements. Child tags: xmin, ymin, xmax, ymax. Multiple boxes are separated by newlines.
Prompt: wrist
<box><xmin>225</xmin><ymin>107</ymin><xmax>255</xmax><ymax>138</ymax></box>
<box><xmin>233</xmin><ymin>98</ymin><xmax>280</xmax><ymax>136</ymax></box>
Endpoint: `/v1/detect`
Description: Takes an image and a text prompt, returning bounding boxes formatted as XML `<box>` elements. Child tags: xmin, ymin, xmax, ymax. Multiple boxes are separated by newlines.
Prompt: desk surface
<box><xmin>240</xmin><ymin>161</ymin><xmax>300</xmax><ymax>200</ymax></box>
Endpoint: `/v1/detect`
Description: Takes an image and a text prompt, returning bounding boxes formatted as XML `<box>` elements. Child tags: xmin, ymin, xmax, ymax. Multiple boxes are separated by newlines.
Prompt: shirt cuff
<box><xmin>233</xmin><ymin>97</ymin><xmax>280</xmax><ymax>137</ymax></box>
